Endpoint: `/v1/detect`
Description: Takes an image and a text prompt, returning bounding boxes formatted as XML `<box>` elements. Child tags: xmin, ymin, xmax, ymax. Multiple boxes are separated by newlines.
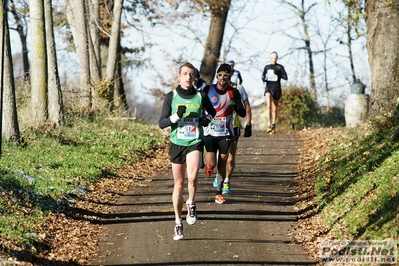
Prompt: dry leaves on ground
<box><xmin>3</xmin><ymin>128</ymin><xmax>341</xmax><ymax>265</ymax></box>
<box><xmin>1</xmin><ymin>143</ymin><xmax>170</xmax><ymax>265</ymax></box>
<box><xmin>291</xmin><ymin>128</ymin><xmax>345</xmax><ymax>264</ymax></box>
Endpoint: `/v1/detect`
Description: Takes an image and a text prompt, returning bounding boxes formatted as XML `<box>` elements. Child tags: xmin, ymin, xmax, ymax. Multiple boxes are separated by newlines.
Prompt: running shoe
<box><xmin>173</xmin><ymin>223</ymin><xmax>184</xmax><ymax>240</ymax></box>
<box><xmin>213</xmin><ymin>173</ymin><xmax>218</xmax><ymax>187</ymax></box>
<box><xmin>222</xmin><ymin>181</ymin><xmax>231</xmax><ymax>194</ymax></box>
<box><xmin>186</xmin><ymin>202</ymin><xmax>197</xmax><ymax>225</ymax></box>
<box><xmin>205</xmin><ymin>165</ymin><xmax>214</xmax><ymax>176</ymax></box>
<box><xmin>270</xmin><ymin>125</ymin><xmax>275</xmax><ymax>135</ymax></box>
<box><xmin>267</xmin><ymin>126</ymin><xmax>272</xmax><ymax>133</ymax></box>
<box><xmin>215</xmin><ymin>194</ymin><xmax>226</xmax><ymax>204</ymax></box>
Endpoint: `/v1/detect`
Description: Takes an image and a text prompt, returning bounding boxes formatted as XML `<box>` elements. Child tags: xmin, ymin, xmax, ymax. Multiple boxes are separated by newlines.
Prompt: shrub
<box><xmin>319</xmin><ymin>106</ymin><xmax>345</xmax><ymax>127</ymax></box>
<box><xmin>278</xmin><ymin>86</ymin><xmax>314</xmax><ymax>130</ymax></box>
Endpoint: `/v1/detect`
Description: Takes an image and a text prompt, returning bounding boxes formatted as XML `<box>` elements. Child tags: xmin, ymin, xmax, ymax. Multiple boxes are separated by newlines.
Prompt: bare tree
<box><xmin>313</xmin><ymin>5</ymin><xmax>343</xmax><ymax>108</ymax></box>
<box><xmin>135</xmin><ymin>0</ymin><xmax>231</xmax><ymax>84</ymax></box>
<box><xmin>281</xmin><ymin>0</ymin><xmax>318</xmax><ymax>101</ymax></box>
<box><xmin>200</xmin><ymin>0</ymin><xmax>231</xmax><ymax>84</ymax></box>
<box><xmin>9</xmin><ymin>0</ymin><xmax>30</xmax><ymax>81</ymax></box>
<box><xmin>45</xmin><ymin>0</ymin><xmax>64</xmax><ymax>125</ymax></box>
<box><xmin>86</xmin><ymin>0</ymin><xmax>102</xmax><ymax>110</ymax></box>
<box><xmin>105</xmin><ymin>0</ymin><xmax>122</xmax><ymax>83</ymax></box>
<box><xmin>63</xmin><ymin>0</ymin><xmax>91</xmax><ymax>108</ymax></box>
<box><xmin>105</xmin><ymin>0</ymin><xmax>125</xmax><ymax>111</ymax></box>
<box><xmin>29</xmin><ymin>0</ymin><xmax>48</xmax><ymax>123</ymax></box>
<box><xmin>336</xmin><ymin>0</ymin><xmax>365</xmax><ymax>84</ymax></box>
<box><xmin>87</xmin><ymin>0</ymin><xmax>101</xmax><ymax>83</ymax></box>
<box><xmin>1</xmin><ymin>0</ymin><xmax>20</xmax><ymax>142</ymax></box>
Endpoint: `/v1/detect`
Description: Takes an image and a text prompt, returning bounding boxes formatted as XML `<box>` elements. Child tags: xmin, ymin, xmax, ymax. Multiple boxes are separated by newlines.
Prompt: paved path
<box><xmin>90</xmin><ymin>130</ymin><xmax>315</xmax><ymax>266</ymax></box>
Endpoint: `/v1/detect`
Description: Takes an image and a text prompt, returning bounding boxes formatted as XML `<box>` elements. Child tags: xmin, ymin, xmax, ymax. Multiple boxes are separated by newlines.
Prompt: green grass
<box><xmin>2</xmin><ymin>111</ymin><xmax>398</xmax><ymax>258</ymax></box>
<box><xmin>316</xmin><ymin>119</ymin><xmax>399</xmax><ymax>241</ymax></box>
<box><xmin>0</xmin><ymin>117</ymin><xmax>166</xmax><ymax>251</ymax></box>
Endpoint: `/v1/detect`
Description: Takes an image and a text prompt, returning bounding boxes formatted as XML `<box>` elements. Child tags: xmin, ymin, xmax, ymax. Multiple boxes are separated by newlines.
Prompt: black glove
<box><xmin>199</xmin><ymin>115</ymin><xmax>212</xmax><ymax>127</ymax></box>
<box><xmin>244</xmin><ymin>124</ymin><xmax>252</xmax><ymax>137</ymax></box>
<box><xmin>177</xmin><ymin>105</ymin><xmax>187</xmax><ymax>118</ymax></box>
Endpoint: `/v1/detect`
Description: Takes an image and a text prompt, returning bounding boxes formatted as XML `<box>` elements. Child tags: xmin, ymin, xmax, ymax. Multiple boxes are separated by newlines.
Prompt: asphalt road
<box><xmin>89</xmin><ymin>130</ymin><xmax>316</xmax><ymax>266</ymax></box>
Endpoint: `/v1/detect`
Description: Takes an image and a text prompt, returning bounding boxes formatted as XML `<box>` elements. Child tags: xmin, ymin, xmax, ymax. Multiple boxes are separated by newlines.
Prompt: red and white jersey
<box><xmin>204</xmin><ymin>84</ymin><xmax>235</xmax><ymax>137</ymax></box>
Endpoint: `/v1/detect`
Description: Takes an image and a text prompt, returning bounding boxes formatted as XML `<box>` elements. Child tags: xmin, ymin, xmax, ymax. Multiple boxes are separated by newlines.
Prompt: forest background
<box><xmin>1</xmin><ymin>0</ymin><xmax>399</xmax><ymax>264</ymax></box>
<box><xmin>5</xmin><ymin>0</ymin><xmax>372</xmax><ymax>128</ymax></box>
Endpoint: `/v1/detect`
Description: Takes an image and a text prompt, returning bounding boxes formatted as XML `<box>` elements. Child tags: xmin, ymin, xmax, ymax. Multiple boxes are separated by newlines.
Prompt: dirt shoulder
<box><xmin>88</xmin><ymin>130</ymin><xmax>316</xmax><ymax>265</ymax></box>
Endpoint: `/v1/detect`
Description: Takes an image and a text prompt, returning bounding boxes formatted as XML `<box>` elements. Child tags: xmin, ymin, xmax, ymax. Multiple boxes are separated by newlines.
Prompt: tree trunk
<box><xmin>9</xmin><ymin>0</ymin><xmax>30</xmax><ymax>81</ymax></box>
<box><xmin>105</xmin><ymin>0</ymin><xmax>122</xmax><ymax>81</ymax></box>
<box><xmin>64</xmin><ymin>0</ymin><xmax>91</xmax><ymax>108</ymax></box>
<box><xmin>45</xmin><ymin>0</ymin><xmax>64</xmax><ymax>126</ymax></box>
<box><xmin>30</xmin><ymin>0</ymin><xmax>48</xmax><ymax>123</ymax></box>
<box><xmin>1</xmin><ymin>0</ymin><xmax>20</xmax><ymax>142</ymax></box>
<box><xmin>200</xmin><ymin>0</ymin><xmax>231</xmax><ymax>84</ymax></box>
<box><xmin>105</xmin><ymin>0</ymin><xmax>123</xmax><ymax>111</ymax></box>
<box><xmin>87</xmin><ymin>0</ymin><xmax>102</xmax><ymax>109</ymax></box>
<box><xmin>87</xmin><ymin>0</ymin><xmax>101</xmax><ymax>82</ymax></box>
<box><xmin>100</xmin><ymin>43</ymin><xmax>109</xmax><ymax>85</ymax></box>
<box><xmin>366</xmin><ymin>0</ymin><xmax>399</xmax><ymax>118</ymax></box>
<box><xmin>113</xmin><ymin>42</ymin><xmax>128</xmax><ymax>111</ymax></box>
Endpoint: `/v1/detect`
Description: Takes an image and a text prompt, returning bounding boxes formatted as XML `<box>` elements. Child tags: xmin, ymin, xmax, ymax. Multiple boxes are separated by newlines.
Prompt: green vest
<box><xmin>170</xmin><ymin>90</ymin><xmax>204</xmax><ymax>146</ymax></box>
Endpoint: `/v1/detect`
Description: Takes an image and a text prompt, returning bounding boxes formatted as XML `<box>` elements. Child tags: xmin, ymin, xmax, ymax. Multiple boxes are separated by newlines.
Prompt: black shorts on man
<box><xmin>169</xmin><ymin>141</ymin><xmax>203</xmax><ymax>164</ymax></box>
<box><xmin>203</xmin><ymin>135</ymin><xmax>231</xmax><ymax>154</ymax></box>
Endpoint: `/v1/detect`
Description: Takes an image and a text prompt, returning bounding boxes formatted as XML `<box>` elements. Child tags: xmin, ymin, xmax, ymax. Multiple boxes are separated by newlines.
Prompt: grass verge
<box><xmin>293</xmin><ymin>120</ymin><xmax>399</xmax><ymax>264</ymax></box>
<box><xmin>0</xmin><ymin>117</ymin><xmax>166</xmax><ymax>256</ymax></box>
<box><xmin>316</xmin><ymin>120</ymin><xmax>399</xmax><ymax>241</ymax></box>
<box><xmin>295</xmin><ymin>117</ymin><xmax>399</xmax><ymax>266</ymax></box>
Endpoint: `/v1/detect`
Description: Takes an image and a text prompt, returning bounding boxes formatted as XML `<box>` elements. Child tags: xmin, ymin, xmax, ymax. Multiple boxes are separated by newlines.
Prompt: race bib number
<box><xmin>267</xmin><ymin>69</ymin><xmax>278</xmax><ymax>81</ymax></box>
<box><xmin>210</xmin><ymin>117</ymin><xmax>227</xmax><ymax>134</ymax></box>
<box><xmin>177</xmin><ymin>118</ymin><xmax>199</xmax><ymax>139</ymax></box>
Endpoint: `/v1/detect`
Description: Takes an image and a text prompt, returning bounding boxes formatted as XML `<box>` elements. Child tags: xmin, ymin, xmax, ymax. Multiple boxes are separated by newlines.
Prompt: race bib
<box><xmin>210</xmin><ymin>117</ymin><xmax>227</xmax><ymax>134</ymax></box>
<box><xmin>177</xmin><ymin>118</ymin><xmax>199</xmax><ymax>139</ymax></box>
<box><xmin>267</xmin><ymin>69</ymin><xmax>278</xmax><ymax>81</ymax></box>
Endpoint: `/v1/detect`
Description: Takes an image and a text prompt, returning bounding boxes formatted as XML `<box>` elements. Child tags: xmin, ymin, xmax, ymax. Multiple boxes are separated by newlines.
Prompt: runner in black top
<box><xmin>159</xmin><ymin>62</ymin><xmax>216</xmax><ymax>240</ymax></box>
<box><xmin>261</xmin><ymin>51</ymin><xmax>287</xmax><ymax>134</ymax></box>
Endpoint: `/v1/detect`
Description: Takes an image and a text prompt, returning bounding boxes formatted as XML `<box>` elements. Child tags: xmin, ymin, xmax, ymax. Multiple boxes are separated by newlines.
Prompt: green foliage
<box><xmin>316</xmin><ymin>115</ymin><xmax>399</xmax><ymax>240</ymax></box>
<box><xmin>0</xmin><ymin>115</ymin><xmax>166</xmax><ymax>251</ymax></box>
<box><xmin>276</xmin><ymin>86</ymin><xmax>345</xmax><ymax>131</ymax></box>
<box><xmin>319</xmin><ymin>106</ymin><xmax>346</xmax><ymax>127</ymax></box>
<box><xmin>278</xmin><ymin>86</ymin><xmax>314</xmax><ymax>130</ymax></box>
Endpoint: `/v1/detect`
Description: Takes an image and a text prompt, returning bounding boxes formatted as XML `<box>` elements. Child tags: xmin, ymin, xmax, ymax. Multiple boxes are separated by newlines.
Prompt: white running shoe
<box><xmin>186</xmin><ymin>202</ymin><xmax>197</xmax><ymax>225</ymax></box>
<box><xmin>173</xmin><ymin>223</ymin><xmax>184</xmax><ymax>240</ymax></box>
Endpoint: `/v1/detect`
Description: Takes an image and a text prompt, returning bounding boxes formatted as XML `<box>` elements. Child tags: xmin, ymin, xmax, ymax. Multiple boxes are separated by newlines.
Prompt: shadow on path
<box><xmin>89</xmin><ymin>131</ymin><xmax>316</xmax><ymax>266</ymax></box>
